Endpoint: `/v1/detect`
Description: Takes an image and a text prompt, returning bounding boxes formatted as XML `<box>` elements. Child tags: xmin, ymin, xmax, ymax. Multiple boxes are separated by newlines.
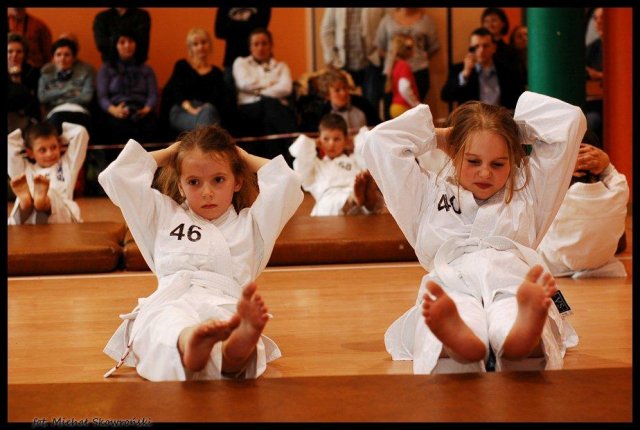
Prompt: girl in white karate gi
<box><xmin>99</xmin><ymin>125</ymin><xmax>303</xmax><ymax>381</ymax></box>
<box><xmin>8</xmin><ymin>121</ymin><xmax>88</xmax><ymax>225</ymax></box>
<box><xmin>362</xmin><ymin>91</ymin><xmax>586</xmax><ymax>374</ymax></box>
<box><xmin>289</xmin><ymin>113</ymin><xmax>385</xmax><ymax>216</ymax></box>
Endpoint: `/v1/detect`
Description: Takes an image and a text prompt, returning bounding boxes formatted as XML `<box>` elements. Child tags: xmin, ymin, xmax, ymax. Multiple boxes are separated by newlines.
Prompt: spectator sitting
<box><xmin>8</xmin><ymin>32</ymin><xmax>41</xmax><ymax>135</ymax></box>
<box><xmin>441</xmin><ymin>27</ymin><xmax>525</xmax><ymax>111</ymax></box>
<box><xmin>232</xmin><ymin>27</ymin><xmax>297</xmax><ymax>160</ymax></box>
<box><xmin>289</xmin><ymin>113</ymin><xmax>385</xmax><ymax>216</ymax></box>
<box><xmin>96</xmin><ymin>28</ymin><xmax>160</xmax><ymax>149</ymax></box>
<box><xmin>7</xmin><ymin>7</ymin><xmax>52</xmax><ymax>68</ymax></box>
<box><xmin>38</xmin><ymin>37</ymin><xmax>96</xmax><ymax>135</ymax></box>
<box><xmin>162</xmin><ymin>27</ymin><xmax>234</xmax><ymax>137</ymax></box>
<box><xmin>298</xmin><ymin>69</ymin><xmax>380</xmax><ymax>133</ymax></box>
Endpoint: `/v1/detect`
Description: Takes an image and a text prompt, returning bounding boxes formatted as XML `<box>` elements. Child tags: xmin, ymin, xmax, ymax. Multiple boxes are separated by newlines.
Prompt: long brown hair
<box><xmin>155</xmin><ymin>125</ymin><xmax>258</xmax><ymax>212</ymax></box>
<box><xmin>446</xmin><ymin>101</ymin><xmax>527</xmax><ymax>203</ymax></box>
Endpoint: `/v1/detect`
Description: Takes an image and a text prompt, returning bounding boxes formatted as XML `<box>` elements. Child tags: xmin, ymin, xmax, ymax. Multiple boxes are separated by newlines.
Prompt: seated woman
<box><xmin>232</xmin><ymin>27</ymin><xmax>297</xmax><ymax>160</ymax></box>
<box><xmin>96</xmin><ymin>28</ymin><xmax>159</xmax><ymax>148</ymax></box>
<box><xmin>163</xmin><ymin>27</ymin><xmax>233</xmax><ymax>135</ymax></box>
<box><xmin>8</xmin><ymin>32</ymin><xmax>41</xmax><ymax>134</ymax></box>
<box><xmin>38</xmin><ymin>37</ymin><xmax>96</xmax><ymax>135</ymax></box>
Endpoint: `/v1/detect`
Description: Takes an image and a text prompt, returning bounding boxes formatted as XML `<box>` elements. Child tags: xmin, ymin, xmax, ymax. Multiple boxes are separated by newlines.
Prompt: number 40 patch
<box><xmin>437</xmin><ymin>194</ymin><xmax>461</xmax><ymax>214</ymax></box>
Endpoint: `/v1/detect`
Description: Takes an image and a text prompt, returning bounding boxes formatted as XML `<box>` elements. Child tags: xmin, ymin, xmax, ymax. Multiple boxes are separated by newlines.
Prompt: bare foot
<box><xmin>33</xmin><ymin>175</ymin><xmax>51</xmax><ymax>213</ymax></box>
<box><xmin>362</xmin><ymin>171</ymin><xmax>385</xmax><ymax>213</ymax></box>
<box><xmin>353</xmin><ymin>171</ymin><xmax>367</xmax><ymax>207</ymax></box>
<box><xmin>222</xmin><ymin>282</ymin><xmax>270</xmax><ymax>374</ymax></box>
<box><xmin>502</xmin><ymin>265</ymin><xmax>556</xmax><ymax>360</ymax></box>
<box><xmin>422</xmin><ymin>281</ymin><xmax>486</xmax><ymax>363</ymax></box>
<box><xmin>10</xmin><ymin>174</ymin><xmax>34</xmax><ymax>216</ymax></box>
<box><xmin>178</xmin><ymin>314</ymin><xmax>241</xmax><ymax>372</ymax></box>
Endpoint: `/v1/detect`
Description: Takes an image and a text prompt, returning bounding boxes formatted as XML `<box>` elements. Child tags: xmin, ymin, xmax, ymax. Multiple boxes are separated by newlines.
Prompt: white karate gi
<box><xmin>538</xmin><ymin>163</ymin><xmax>629</xmax><ymax>278</ymax></box>
<box><xmin>289</xmin><ymin>127</ymin><xmax>369</xmax><ymax>216</ymax></box>
<box><xmin>99</xmin><ymin>140</ymin><xmax>303</xmax><ymax>381</ymax></box>
<box><xmin>362</xmin><ymin>91</ymin><xmax>586</xmax><ymax>374</ymax></box>
<box><xmin>7</xmin><ymin>122</ymin><xmax>88</xmax><ymax>225</ymax></box>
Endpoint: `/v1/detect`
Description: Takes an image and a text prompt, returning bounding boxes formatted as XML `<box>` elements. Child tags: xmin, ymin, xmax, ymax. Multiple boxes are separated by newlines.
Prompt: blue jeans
<box><xmin>169</xmin><ymin>101</ymin><xmax>220</xmax><ymax>133</ymax></box>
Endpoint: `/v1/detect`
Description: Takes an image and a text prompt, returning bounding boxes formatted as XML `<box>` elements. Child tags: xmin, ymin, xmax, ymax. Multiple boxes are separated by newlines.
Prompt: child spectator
<box><xmin>8</xmin><ymin>121</ymin><xmax>88</xmax><ymax>224</ymax></box>
<box><xmin>289</xmin><ymin>113</ymin><xmax>385</xmax><ymax>216</ymax></box>
<box><xmin>538</xmin><ymin>131</ymin><xmax>629</xmax><ymax>278</ymax></box>
<box><xmin>99</xmin><ymin>125</ymin><xmax>303</xmax><ymax>381</ymax></box>
<box><xmin>387</xmin><ymin>34</ymin><xmax>421</xmax><ymax>118</ymax></box>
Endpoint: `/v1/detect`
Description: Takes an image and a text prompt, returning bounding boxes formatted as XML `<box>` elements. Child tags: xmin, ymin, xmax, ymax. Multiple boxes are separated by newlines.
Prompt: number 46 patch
<box><xmin>170</xmin><ymin>223</ymin><xmax>202</xmax><ymax>242</ymax></box>
<box><xmin>437</xmin><ymin>194</ymin><xmax>461</xmax><ymax>214</ymax></box>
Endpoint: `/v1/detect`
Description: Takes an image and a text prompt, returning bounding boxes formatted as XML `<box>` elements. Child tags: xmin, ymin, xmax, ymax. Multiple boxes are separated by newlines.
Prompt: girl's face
<box><xmin>7</xmin><ymin>41</ymin><xmax>24</xmax><ymax>68</ymax></box>
<box><xmin>457</xmin><ymin>130</ymin><xmax>511</xmax><ymax>200</ymax></box>
<box><xmin>318</xmin><ymin>128</ymin><xmax>347</xmax><ymax>159</ymax></box>
<box><xmin>116</xmin><ymin>36</ymin><xmax>136</xmax><ymax>61</ymax></box>
<box><xmin>189</xmin><ymin>34</ymin><xmax>211</xmax><ymax>59</ymax></box>
<box><xmin>249</xmin><ymin>33</ymin><xmax>272</xmax><ymax>63</ymax></box>
<box><xmin>328</xmin><ymin>81</ymin><xmax>350</xmax><ymax>109</ymax></box>
<box><xmin>178</xmin><ymin>148</ymin><xmax>242</xmax><ymax>221</ymax></box>
<box><xmin>53</xmin><ymin>46</ymin><xmax>75</xmax><ymax>71</ymax></box>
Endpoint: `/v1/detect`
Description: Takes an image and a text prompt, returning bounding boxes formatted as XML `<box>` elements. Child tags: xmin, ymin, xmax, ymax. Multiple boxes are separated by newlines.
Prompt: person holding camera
<box><xmin>441</xmin><ymin>27</ymin><xmax>524</xmax><ymax>111</ymax></box>
<box><xmin>96</xmin><ymin>28</ymin><xmax>159</xmax><ymax>150</ymax></box>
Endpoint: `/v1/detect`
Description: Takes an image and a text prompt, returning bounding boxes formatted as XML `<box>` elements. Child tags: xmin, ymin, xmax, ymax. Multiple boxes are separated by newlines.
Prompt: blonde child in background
<box><xmin>289</xmin><ymin>113</ymin><xmax>384</xmax><ymax>216</ymax></box>
<box><xmin>8</xmin><ymin>121</ymin><xmax>88</xmax><ymax>224</ymax></box>
<box><xmin>99</xmin><ymin>124</ymin><xmax>303</xmax><ymax>381</ymax></box>
<box><xmin>363</xmin><ymin>91</ymin><xmax>586</xmax><ymax>374</ymax></box>
<box><xmin>387</xmin><ymin>33</ymin><xmax>421</xmax><ymax>119</ymax></box>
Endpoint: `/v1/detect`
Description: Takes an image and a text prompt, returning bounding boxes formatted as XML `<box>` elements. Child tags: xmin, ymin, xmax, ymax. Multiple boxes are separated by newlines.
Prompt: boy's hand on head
<box><xmin>575</xmin><ymin>143</ymin><xmax>609</xmax><ymax>175</ymax></box>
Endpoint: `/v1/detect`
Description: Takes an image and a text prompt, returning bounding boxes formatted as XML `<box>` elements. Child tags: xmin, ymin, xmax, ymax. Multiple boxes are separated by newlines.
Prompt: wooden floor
<box><xmin>6</xmin><ymin>210</ymin><xmax>634</xmax><ymax>422</ymax></box>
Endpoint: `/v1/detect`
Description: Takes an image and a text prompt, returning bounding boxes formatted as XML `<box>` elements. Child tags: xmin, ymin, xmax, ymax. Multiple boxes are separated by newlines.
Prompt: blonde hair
<box><xmin>446</xmin><ymin>101</ymin><xmax>527</xmax><ymax>203</ymax></box>
<box><xmin>155</xmin><ymin>125</ymin><xmax>257</xmax><ymax>212</ymax></box>
<box><xmin>385</xmin><ymin>34</ymin><xmax>415</xmax><ymax>94</ymax></box>
<box><xmin>186</xmin><ymin>27</ymin><xmax>212</xmax><ymax>53</ymax></box>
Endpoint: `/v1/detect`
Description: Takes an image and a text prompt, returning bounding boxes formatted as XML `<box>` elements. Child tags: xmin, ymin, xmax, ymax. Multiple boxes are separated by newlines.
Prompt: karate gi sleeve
<box><xmin>600</xmin><ymin>164</ymin><xmax>630</xmax><ymax>206</ymax></box>
<box><xmin>59</xmin><ymin>122</ymin><xmax>89</xmax><ymax>198</ymax></box>
<box><xmin>514</xmin><ymin>91</ymin><xmax>587</xmax><ymax>248</ymax></box>
<box><xmin>97</xmin><ymin>140</ymin><xmax>167</xmax><ymax>273</ymax></box>
<box><xmin>248</xmin><ymin>155</ymin><xmax>304</xmax><ymax>275</ymax></box>
<box><xmin>288</xmin><ymin>134</ymin><xmax>319</xmax><ymax>189</ymax></box>
<box><xmin>361</xmin><ymin>104</ymin><xmax>437</xmax><ymax>247</ymax></box>
<box><xmin>7</xmin><ymin>128</ymin><xmax>28</xmax><ymax>179</ymax></box>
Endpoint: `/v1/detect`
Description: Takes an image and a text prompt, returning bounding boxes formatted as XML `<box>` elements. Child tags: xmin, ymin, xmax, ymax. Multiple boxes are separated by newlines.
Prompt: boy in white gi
<box><xmin>99</xmin><ymin>125</ymin><xmax>303</xmax><ymax>381</ymax></box>
<box><xmin>363</xmin><ymin>92</ymin><xmax>585</xmax><ymax>374</ymax></box>
<box><xmin>538</xmin><ymin>135</ymin><xmax>629</xmax><ymax>278</ymax></box>
<box><xmin>8</xmin><ymin>121</ymin><xmax>88</xmax><ymax>224</ymax></box>
<box><xmin>289</xmin><ymin>113</ymin><xmax>384</xmax><ymax>216</ymax></box>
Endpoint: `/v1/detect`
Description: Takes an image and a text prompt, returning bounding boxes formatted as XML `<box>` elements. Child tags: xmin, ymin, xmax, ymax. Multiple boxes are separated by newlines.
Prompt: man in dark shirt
<box><xmin>441</xmin><ymin>27</ymin><xmax>524</xmax><ymax>111</ymax></box>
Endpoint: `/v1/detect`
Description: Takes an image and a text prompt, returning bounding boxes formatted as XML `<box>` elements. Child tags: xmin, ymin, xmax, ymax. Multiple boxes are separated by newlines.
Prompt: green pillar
<box><xmin>527</xmin><ymin>8</ymin><xmax>585</xmax><ymax>107</ymax></box>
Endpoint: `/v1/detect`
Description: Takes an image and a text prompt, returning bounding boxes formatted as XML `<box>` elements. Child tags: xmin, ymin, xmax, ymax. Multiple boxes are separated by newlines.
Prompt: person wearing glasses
<box><xmin>441</xmin><ymin>27</ymin><xmax>524</xmax><ymax>111</ymax></box>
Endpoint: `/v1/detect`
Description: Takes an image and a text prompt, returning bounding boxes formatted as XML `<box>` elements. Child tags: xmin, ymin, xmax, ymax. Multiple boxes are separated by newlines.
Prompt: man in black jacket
<box><xmin>441</xmin><ymin>27</ymin><xmax>524</xmax><ymax>111</ymax></box>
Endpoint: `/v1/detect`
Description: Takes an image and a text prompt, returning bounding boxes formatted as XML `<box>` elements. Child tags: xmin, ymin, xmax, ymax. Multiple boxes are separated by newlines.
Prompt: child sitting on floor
<box><xmin>537</xmin><ymin>131</ymin><xmax>629</xmax><ymax>278</ymax></box>
<box><xmin>7</xmin><ymin>121</ymin><xmax>88</xmax><ymax>224</ymax></box>
<box><xmin>289</xmin><ymin>113</ymin><xmax>385</xmax><ymax>216</ymax></box>
<box><xmin>99</xmin><ymin>124</ymin><xmax>303</xmax><ymax>381</ymax></box>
